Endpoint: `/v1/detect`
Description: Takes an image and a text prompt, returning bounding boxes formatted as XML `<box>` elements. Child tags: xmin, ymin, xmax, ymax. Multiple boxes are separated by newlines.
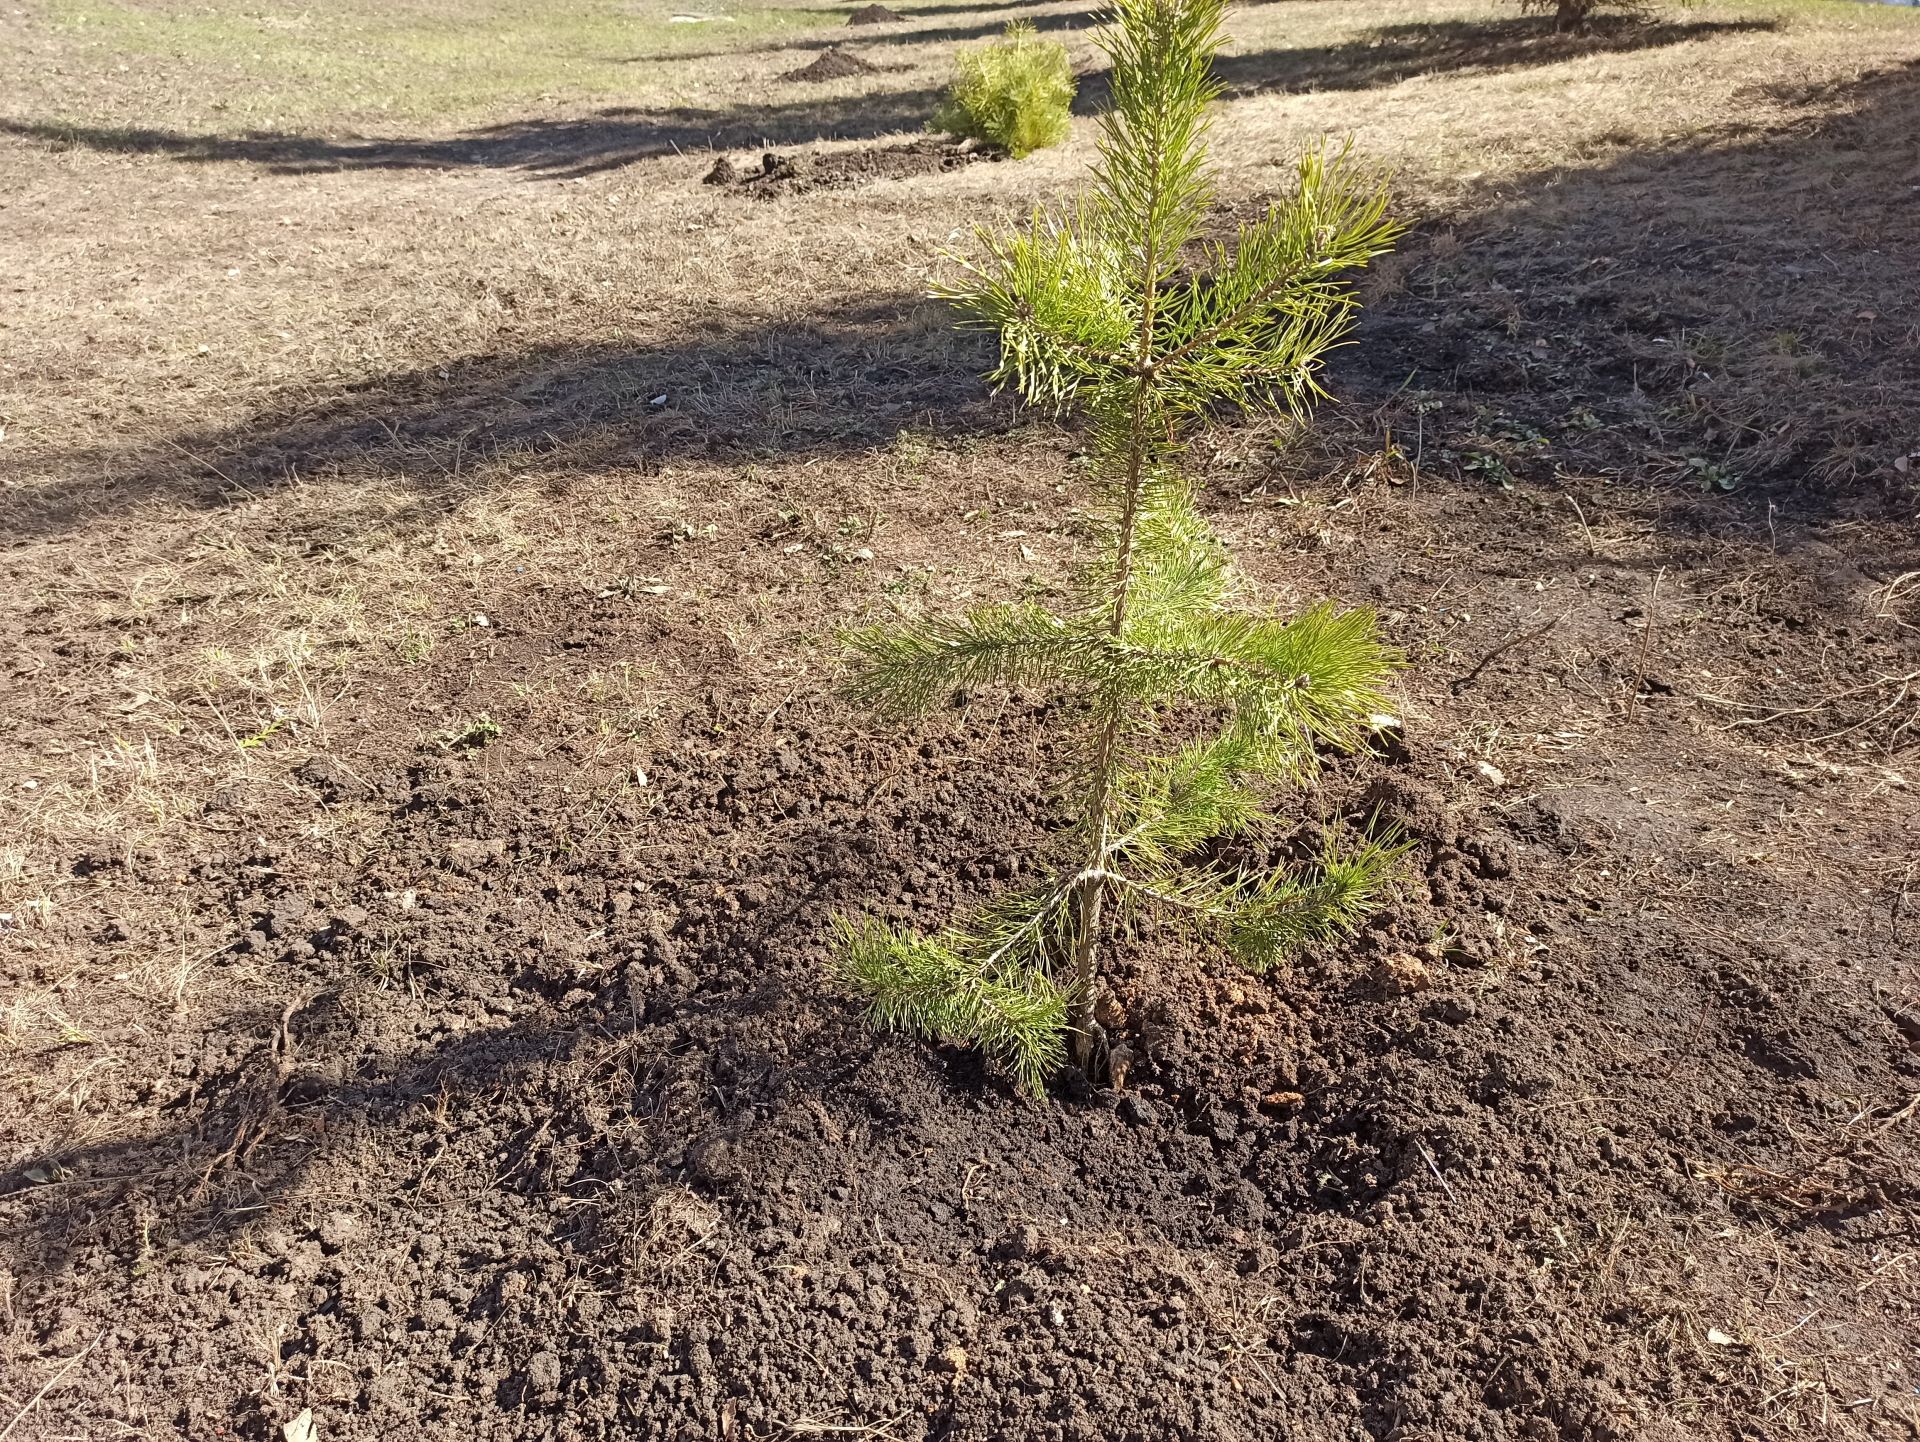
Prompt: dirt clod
<box><xmin>704</xmin><ymin>138</ymin><xmax>994</xmax><ymax>198</ymax></box>
<box><xmin>1372</xmin><ymin>952</ymin><xmax>1435</xmax><ymax>995</ymax></box>
<box><xmin>294</xmin><ymin>754</ymin><xmax>370</xmax><ymax>804</ymax></box>
<box><xmin>781</xmin><ymin>46</ymin><xmax>877</xmax><ymax>83</ymax></box>
<box><xmin>845</xmin><ymin>3</ymin><xmax>903</xmax><ymax>22</ymax></box>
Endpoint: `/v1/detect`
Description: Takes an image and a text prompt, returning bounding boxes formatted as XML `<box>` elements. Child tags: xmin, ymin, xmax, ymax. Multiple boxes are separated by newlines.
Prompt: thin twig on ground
<box><xmin>1450</xmin><ymin>609</ymin><xmax>1569</xmax><ymax>695</ymax></box>
<box><xmin>1624</xmin><ymin>568</ymin><xmax>1664</xmax><ymax>723</ymax></box>
<box><xmin>1414</xmin><ymin>1138</ymin><xmax>1459</xmax><ymax>1203</ymax></box>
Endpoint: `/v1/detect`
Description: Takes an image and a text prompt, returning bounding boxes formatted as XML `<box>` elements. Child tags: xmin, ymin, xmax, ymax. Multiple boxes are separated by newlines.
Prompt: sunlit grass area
<box><xmin>15</xmin><ymin>0</ymin><xmax>1915</xmax><ymax>141</ymax></box>
<box><xmin>24</xmin><ymin>0</ymin><xmax>853</xmax><ymax>128</ymax></box>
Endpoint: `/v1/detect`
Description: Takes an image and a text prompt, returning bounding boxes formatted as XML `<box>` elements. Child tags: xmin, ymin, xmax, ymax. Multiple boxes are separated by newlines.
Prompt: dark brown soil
<box><xmin>5</xmin><ymin>411</ymin><xmax>1917</xmax><ymax>1441</ymax></box>
<box><xmin>705</xmin><ymin>138</ymin><xmax>993</xmax><ymax>196</ymax></box>
<box><xmin>846</xmin><ymin>4</ymin><xmax>905</xmax><ymax>24</ymax></box>
<box><xmin>781</xmin><ymin>46</ymin><xmax>881</xmax><ymax>83</ymax></box>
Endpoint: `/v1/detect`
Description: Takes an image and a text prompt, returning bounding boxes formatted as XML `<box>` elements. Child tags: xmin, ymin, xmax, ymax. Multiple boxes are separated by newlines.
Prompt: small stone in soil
<box><xmin>1373</xmin><ymin>952</ymin><xmax>1435</xmax><ymax>995</ymax></box>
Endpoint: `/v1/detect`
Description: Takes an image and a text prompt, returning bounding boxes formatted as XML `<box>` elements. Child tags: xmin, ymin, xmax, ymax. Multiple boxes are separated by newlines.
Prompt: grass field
<box><xmin>3</xmin><ymin>0</ymin><xmax>1919</xmax><ymax>1437</ymax></box>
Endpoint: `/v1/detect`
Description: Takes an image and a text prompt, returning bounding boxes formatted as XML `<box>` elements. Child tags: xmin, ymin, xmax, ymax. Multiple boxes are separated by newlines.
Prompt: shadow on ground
<box><xmin>0</xmin><ymin>85</ymin><xmax>951</xmax><ymax>179</ymax></box>
<box><xmin>9</xmin><ymin>43</ymin><xmax>1914</xmax><ymax>554</ymax></box>
<box><xmin>645</xmin><ymin>3</ymin><xmax>1099</xmax><ymax>59</ymax></box>
<box><xmin>0</xmin><ymin>975</ymin><xmax>807</xmax><ymax>1274</ymax></box>
<box><xmin>0</xmin><ymin>695</ymin><xmax>1043</xmax><ymax>1280</ymax></box>
<box><xmin>1208</xmin><ymin>15</ymin><xmax>1777</xmax><ymax>95</ymax></box>
<box><xmin>13</xmin><ymin>297</ymin><xmax>1000</xmax><ymax>545</ymax></box>
<box><xmin>1329</xmin><ymin>55</ymin><xmax>1920</xmax><ymax>509</ymax></box>
<box><xmin>18</xmin><ymin>55</ymin><xmax>1916</xmax><ymax>551</ymax></box>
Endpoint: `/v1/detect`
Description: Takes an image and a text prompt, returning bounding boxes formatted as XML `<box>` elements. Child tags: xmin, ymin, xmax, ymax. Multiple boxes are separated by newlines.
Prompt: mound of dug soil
<box><xmin>704</xmin><ymin>138</ymin><xmax>992</xmax><ymax>197</ymax></box>
<box><xmin>780</xmin><ymin>45</ymin><xmax>878</xmax><ymax>83</ymax></box>
<box><xmin>846</xmin><ymin>3</ymin><xmax>903</xmax><ymax>23</ymax></box>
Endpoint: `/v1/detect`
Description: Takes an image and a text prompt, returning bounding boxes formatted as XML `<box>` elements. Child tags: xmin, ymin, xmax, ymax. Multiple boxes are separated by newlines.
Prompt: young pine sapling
<box><xmin>833</xmin><ymin>0</ymin><xmax>1406</xmax><ymax>1095</ymax></box>
<box><xmin>931</xmin><ymin>20</ymin><xmax>1077</xmax><ymax>159</ymax></box>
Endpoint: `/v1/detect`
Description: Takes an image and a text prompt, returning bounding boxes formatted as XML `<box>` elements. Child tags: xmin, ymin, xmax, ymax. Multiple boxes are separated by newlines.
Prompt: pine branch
<box><xmin>1121</xmin><ymin>829</ymin><xmax>1406</xmax><ymax>972</ymax></box>
<box><xmin>939</xmin><ymin>206</ymin><xmax>1134</xmax><ymax>410</ymax></box>
<box><xmin>1107</xmin><ymin>730</ymin><xmax>1273</xmax><ymax>871</ymax></box>
<box><xmin>1073</xmin><ymin>466</ymin><xmax>1228</xmax><ymax>626</ymax></box>
<box><xmin>841</xmin><ymin>603</ymin><xmax>1096</xmax><ymax>717</ymax></box>
<box><xmin>1117</xmin><ymin>601</ymin><xmax>1399</xmax><ymax>752</ymax></box>
<box><xmin>1152</xmin><ymin>144</ymin><xmax>1403</xmax><ymax>407</ymax></box>
<box><xmin>1089</xmin><ymin>0</ymin><xmax>1225</xmax><ymax>292</ymax></box>
<box><xmin>1220</xmin><ymin>831</ymin><xmax>1408</xmax><ymax>971</ymax></box>
<box><xmin>830</xmin><ymin>912</ymin><xmax>1070</xmax><ymax>1096</ymax></box>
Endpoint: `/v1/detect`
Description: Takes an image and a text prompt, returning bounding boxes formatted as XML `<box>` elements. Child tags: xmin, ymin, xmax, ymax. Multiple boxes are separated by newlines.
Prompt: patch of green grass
<box><xmin>42</xmin><ymin>0</ymin><xmax>847</xmax><ymax>128</ymax></box>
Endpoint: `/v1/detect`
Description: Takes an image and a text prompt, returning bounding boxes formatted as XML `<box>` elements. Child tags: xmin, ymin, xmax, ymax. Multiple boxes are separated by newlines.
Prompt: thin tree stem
<box><xmin>1068</xmin><ymin>26</ymin><xmax>1171</xmax><ymax>1068</ymax></box>
<box><xmin>1066</xmin><ymin>870</ymin><xmax>1106</xmax><ymax>1066</ymax></box>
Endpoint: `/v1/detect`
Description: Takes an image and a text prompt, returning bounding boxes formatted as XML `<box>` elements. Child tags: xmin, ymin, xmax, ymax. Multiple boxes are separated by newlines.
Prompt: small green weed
<box><xmin>1686</xmin><ymin>455</ymin><xmax>1740</xmax><ymax>492</ymax></box>
<box><xmin>397</xmin><ymin>627</ymin><xmax>435</xmax><ymax>665</ymax></box>
<box><xmin>1461</xmin><ymin>450</ymin><xmax>1516</xmax><ymax>489</ymax></box>
<box><xmin>436</xmin><ymin>714</ymin><xmax>502</xmax><ymax>752</ymax></box>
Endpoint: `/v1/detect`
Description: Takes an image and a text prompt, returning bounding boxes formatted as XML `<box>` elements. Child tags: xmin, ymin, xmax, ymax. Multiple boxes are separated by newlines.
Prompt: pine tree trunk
<box><xmin>1068</xmin><ymin>689</ymin><xmax>1125</xmax><ymax>1070</ymax></box>
<box><xmin>1068</xmin><ymin>374</ymin><xmax>1153</xmax><ymax>1073</ymax></box>
<box><xmin>1067</xmin><ymin>873</ymin><xmax>1104</xmax><ymax>1068</ymax></box>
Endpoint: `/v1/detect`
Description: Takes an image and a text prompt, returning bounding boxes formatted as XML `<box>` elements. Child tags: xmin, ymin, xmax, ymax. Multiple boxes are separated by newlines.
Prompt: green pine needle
<box><xmin>830</xmin><ymin>913</ymin><xmax>1070</xmax><ymax>1096</ymax></box>
<box><xmin>1221</xmin><ymin>830</ymin><xmax>1410</xmax><ymax>971</ymax></box>
<box><xmin>841</xmin><ymin>603</ymin><xmax>1092</xmax><ymax>718</ymax></box>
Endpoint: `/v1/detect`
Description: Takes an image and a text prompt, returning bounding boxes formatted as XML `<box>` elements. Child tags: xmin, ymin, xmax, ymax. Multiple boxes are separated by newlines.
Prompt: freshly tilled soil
<box><xmin>705</xmin><ymin>139</ymin><xmax>993</xmax><ymax>197</ymax></box>
<box><xmin>780</xmin><ymin>46</ymin><xmax>880</xmax><ymax>83</ymax></box>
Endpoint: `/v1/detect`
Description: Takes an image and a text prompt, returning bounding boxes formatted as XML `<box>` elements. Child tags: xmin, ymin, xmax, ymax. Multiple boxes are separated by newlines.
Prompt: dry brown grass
<box><xmin>7</xmin><ymin>0</ymin><xmax>1913</xmax><ymax>1029</ymax></box>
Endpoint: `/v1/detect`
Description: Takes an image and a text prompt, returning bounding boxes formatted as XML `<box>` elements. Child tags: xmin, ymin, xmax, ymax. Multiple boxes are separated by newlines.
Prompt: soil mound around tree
<box><xmin>704</xmin><ymin>138</ymin><xmax>993</xmax><ymax>197</ymax></box>
<box><xmin>780</xmin><ymin>45</ymin><xmax>879</xmax><ymax>82</ymax></box>
<box><xmin>9</xmin><ymin>615</ymin><xmax>1914</xmax><ymax>1440</ymax></box>
<box><xmin>846</xmin><ymin>3</ymin><xmax>903</xmax><ymax>22</ymax></box>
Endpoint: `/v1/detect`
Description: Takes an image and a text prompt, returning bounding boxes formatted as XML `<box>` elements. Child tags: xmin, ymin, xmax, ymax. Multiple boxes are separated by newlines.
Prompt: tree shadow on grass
<box><xmin>663</xmin><ymin>10</ymin><xmax>1770</xmax><ymax>82</ymax></box>
<box><xmin>0</xmin><ymin>84</ymin><xmax>951</xmax><ymax>180</ymax></box>
<box><xmin>1112</xmin><ymin>15</ymin><xmax>1782</xmax><ymax>108</ymax></box>
<box><xmin>10</xmin><ymin>30</ymin><xmax>1906</xmax><ymax>554</ymax></box>
<box><xmin>13</xmin><ymin>296</ymin><xmax>1000</xmax><ymax>546</ymax></box>
<box><xmin>640</xmin><ymin>3</ymin><xmax>1100</xmax><ymax>59</ymax></box>
<box><xmin>1329</xmin><ymin>56</ymin><xmax>1920</xmax><ymax>515</ymax></box>
<box><xmin>870</xmin><ymin>0</ymin><xmax>1062</xmax><ymax>16</ymax></box>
